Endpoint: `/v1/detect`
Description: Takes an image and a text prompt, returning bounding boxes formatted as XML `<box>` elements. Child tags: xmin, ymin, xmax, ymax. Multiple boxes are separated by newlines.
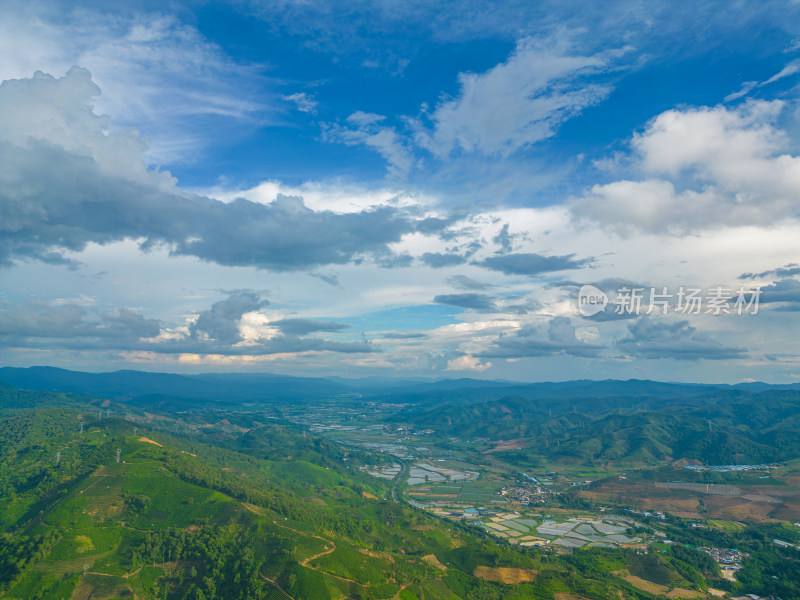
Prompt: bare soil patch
<box><xmin>137</xmin><ymin>437</ymin><xmax>162</xmax><ymax>447</ymax></box>
<box><xmin>612</xmin><ymin>570</ymin><xmax>702</xmax><ymax>598</ymax></box>
<box><xmin>473</xmin><ymin>566</ymin><xmax>537</xmax><ymax>584</ymax></box>
<box><xmin>421</xmin><ymin>554</ymin><xmax>447</xmax><ymax>571</ymax></box>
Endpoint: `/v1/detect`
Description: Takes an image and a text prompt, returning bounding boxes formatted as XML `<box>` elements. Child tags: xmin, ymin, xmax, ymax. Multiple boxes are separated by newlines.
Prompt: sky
<box><xmin>1</xmin><ymin>0</ymin><xmax>800</xmax><ymax>382</ymax></box>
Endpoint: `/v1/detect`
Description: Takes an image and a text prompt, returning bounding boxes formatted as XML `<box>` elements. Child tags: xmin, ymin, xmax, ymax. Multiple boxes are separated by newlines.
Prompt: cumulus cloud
<box><xmin>414</xmin><ymin>33</ymin><xmax>619</xmax><ymax>157</ymax></box>
<box><xmin>446</xmin><ymin>354</ymin><xmax>491</xmax><ymax>372</ymax></box>
<box><xmin>616</xmin><ymin>318</ymin><xmax>746</xmax><ymax>360</ymax></box>
<box><xmin>0</xmin><ymin>295</ymin><xmax>372</xmax><ymax>357</ymax></box>
<box><xmin>0</xmin><ymin>302</ymin><xmax>160</xmax><ymax>343</ymax></box>
<box><xmin>476</xmin><ymin>252</ymin><xmax>591</xmax><ymax>276</ymax></box>
<box><xmin>574</xmin><ymin>100</ymin><xmax>800</xmax><ymax>233</ymax></box>
<box><xmin>0</xmin><ymin>69</ymin><xmax>433</xmax><ymax>271</ymax></box>
<box><xmin>191</xmin><ymin>292</ymin><xmax>268</xmax><ymax>343</ymax></box>
<box><xmin>480</xmin><ymin>316</ymin><xmax>603</xmax><ymax>358</ymax></box>
<box><xmin>0</xmin><ymin>10</ymin><xmax>268</xmax><ymax>163</ymax></box>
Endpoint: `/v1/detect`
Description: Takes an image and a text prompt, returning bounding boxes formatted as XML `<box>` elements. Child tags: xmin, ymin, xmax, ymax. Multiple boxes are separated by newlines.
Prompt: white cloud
<box><xmin>208</xmin><ymin>179</ymin><xmax>435</xmax><ymax>214</ymax></box>
<box><xmin>724</xmin><ymin>59</ymin><xmax>800</xmax><ymax>103</ymax></box>
<box><xmin>723</xmin><ymin>81</ymin><xmax>758</xmax><ymax>102</ymax></box>
<box><xmin>0</xmin><ymin>69</ymin><xmax>437</xmax><ymax>274</ymax></box>
<box><xmin>0</xmin><ymin>8</ymin><xmax>268</xmax><ymax>163</ymax></box>
<box><xmin>324</xmin><ymin>113</ymin><xmax>415</xmax><ymax>177</ymax></box>
<box><xmin>446</xmin><ymin>354</ymin><xmax>491</xmax><ymax>371</ymax></box>
<box><xmin>0</xmin><ymin>67</ymin><xmax>175</xmax><ymax>188</ymax></box>
<box><xmin>574</xmin><ymin>100</ymin><xmax>800</xmax><ymax>233</ymax></box>
<box><xmin>633</xmin><ymin>100</ymin><xmax>786</xmax><ymax>178</ymax></box>
<box><xmin>284</xmin><ymin>92</ymin><xmax>318</xmax><ymax>114</ymax></box>
<box><xmin>414</xmin><ymin>33</ymin><xmax>621</xmax><ymax>157</ymax></box>
<box><xmin>347</xmin><ymin>111</ymin><xmax>387</xmax><ymax>127</ymax></box>
<box><xmin>575</xmin><ymin>180</ymin><xmax>726</xmax><ymax>235</ymax></box>
<box><xmin>760</xmin><ymin>59</ymin><xmax>800</xmax><ymax>87</ymax></box>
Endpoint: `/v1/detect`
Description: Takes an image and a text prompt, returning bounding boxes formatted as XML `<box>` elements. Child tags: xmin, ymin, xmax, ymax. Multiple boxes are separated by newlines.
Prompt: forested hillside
<box><xmin>393</xmin><ymin>389</ymin><xmax>800</xmax><ymax>466</ymax></box>
<box><xmin>0</xmin><ymin>383</ymin><xmax>703</xmax><ymax>600</ymax></box>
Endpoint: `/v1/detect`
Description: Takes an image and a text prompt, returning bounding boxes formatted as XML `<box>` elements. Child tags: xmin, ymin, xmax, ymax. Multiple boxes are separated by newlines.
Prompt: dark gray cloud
<box><xmin>758</xmin><ymin>279</ymin><xmax>800</xmax><ymax>311</ymax></box>
<box><xmin>434</xmin><ymin>287</ymin><xmax>538</xmax><ymax>315</ymax></box>
<box><xmin>374</xmin><ymin>252</ymin><xmax>415</xmax><ymax>269</ymax></box>
<box><xmin>381</xmin><ymin>331</ymin><xmax>427</xmax><ymax>339</ymax></box>
<box><xmin>101</xmin><ymin>308</ymin><xmax>163</xmax><ymax>339</ymax></box>
<box><xmin>309</xmin><ymin>271</ymin><xmax>341</xmax><ymax>287</ymax></box>
<box><xmin>480</xmin><ymin>316</ymin><xmax>604</xmax><ymax>358</ymax></box>
<box><xmin>433</xmin><ymin>293</ymin><xmax>496</xmax><ymax>310</ymax></box>
<box><xmin>476</xmin><ymin>252</ymin><xmax>591</xmax><ymax>276</ymax></box>
<box><xmin>0</xmin><ymin>69</ymin><xmax>439</xmax><ymax>272</ymax></box>
<box><xmin>492</xmin><ymin>223</ymin><xmax>513</xmax><ymax>254</ymax></box>
<box><xmin>420</xmin><ymin>252</ymin><xmax>468</xmax><ymax>268</ymax></box>
<box><xmin>739</xmin><ymin>263</ymin><xmax>800</xmax><ymax>280</ymax></box>
<box><xmin>446</xmin><ymin>274</ymin><xmax>495</xmax><ymax>291</ymax></box>
<box><xmin>0</xmin><ymin>296</ymin><xmax>373</xmax><ymax>357</ymax></box>
<box><xmin>190</xmin><ymin>291</ymin><xmax>268</xmax><ymax>343</ymax></box>
<box><xmin>0</xmin><ymin>303</ymin><xmax>160</xmax><ymax>340</ymax></box>
<box><xmin>174</xmin><ymin>196</ymin><xmax>422</xmax><ymax>271</ymax></box>
<box><xmin>502</xmin><ymin>298</ymin><xmax>541</xmax><ymax>316</ymax></box>
<box><xmin>270</xmin><ymin>318</ymin><xmax>351</xmax><ymax>335</ymax></box>
<box><xmin>1</xmin><ymin>142</ymin><xmax>424</xmax><ymax>272</ymax></box>
<box><xmin>416</xmin><ymin>216</ymin><xmax>459</xmax><ymax>234</ymax></box>
<box><xmin>616</xmin><ymin>318</ymin><xmax>746</xmax><ymax>360</ymax></box>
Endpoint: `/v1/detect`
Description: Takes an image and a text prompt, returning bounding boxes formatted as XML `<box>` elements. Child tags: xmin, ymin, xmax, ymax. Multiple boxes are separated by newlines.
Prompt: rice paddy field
<box><xmin>406</xmin><ymin>480</ymin><xmax>504</xmax><ymax>503</ymax></box>
<box><xmin>471</xmin><ymin>512</ymin><xmax>642</xmax><ymax>548</ymax></box>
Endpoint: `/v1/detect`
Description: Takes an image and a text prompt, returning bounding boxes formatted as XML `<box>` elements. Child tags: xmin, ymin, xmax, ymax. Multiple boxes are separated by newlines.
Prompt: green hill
<box><xmin>0</xmin><ymin>383</ymin><xmax>683</xmax><ymax>600</ymax></box>
<box><xmin>393</xmin><ymin>389</ymin><xmax>800</xmax><ymax>466</ymax></box>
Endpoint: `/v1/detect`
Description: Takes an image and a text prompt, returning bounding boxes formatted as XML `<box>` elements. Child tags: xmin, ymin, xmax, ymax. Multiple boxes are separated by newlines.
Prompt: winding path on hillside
<box><xmin>241</xmin><ymin>502</ymin><xmax>363</xmax><ymax>589</ymax></box>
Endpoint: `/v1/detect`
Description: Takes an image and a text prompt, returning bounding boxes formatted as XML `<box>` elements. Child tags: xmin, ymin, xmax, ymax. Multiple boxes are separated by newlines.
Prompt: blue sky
<box><xmin>1</xmin><ymin>0</ymin><xmax>800</xmax><ymax>382</ymax></box>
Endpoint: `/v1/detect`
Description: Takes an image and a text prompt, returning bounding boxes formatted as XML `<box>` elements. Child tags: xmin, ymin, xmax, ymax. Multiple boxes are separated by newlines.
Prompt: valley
<box><xmin>1</xmin><ymin>369</ymin><xmax>800</xmax><ymax>599</ymax></box>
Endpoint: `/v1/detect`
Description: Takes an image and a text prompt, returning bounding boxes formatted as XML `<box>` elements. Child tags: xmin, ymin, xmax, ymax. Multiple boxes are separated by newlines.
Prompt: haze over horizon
<box><xmin>2</xmin><ymin>1</ymin><xmax>800</xmax><ymax>382</ymax></box>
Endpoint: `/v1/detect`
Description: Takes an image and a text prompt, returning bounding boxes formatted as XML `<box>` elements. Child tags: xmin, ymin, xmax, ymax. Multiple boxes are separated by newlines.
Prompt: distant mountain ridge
<box><xmin>391</xmin><ymin>388</ymin><xmax>800</xmax><ymax>465</ymax></box>
<box><xmin>2</xmin><ymin>366</ymin><xmax>799</xmax><ymax>405</ymax></box>
<box><xmin>0</xmin><ymin>366</ymin><xmax>351</xmax><ymax>404</ymax></box>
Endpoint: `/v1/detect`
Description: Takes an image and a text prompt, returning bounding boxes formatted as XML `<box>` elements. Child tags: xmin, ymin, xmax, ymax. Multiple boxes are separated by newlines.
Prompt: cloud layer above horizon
<box><xmin>1</xmin><ymin>0</ymin><xmax>800</xmax><ymax>382</ymax></box>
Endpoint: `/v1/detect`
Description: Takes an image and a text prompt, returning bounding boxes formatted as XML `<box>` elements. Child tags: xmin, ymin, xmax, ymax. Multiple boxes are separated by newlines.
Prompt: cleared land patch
<box><xmin>473</xmin><ymin>566</ymin><xmax>537</xmax><ymax>584</ymax></box>
<box><xmin>72</xmin><ymin>573</ymin><xmax>132</xmax><ymax>600</ymax></box>
<box><xmin>137</xmin><ymin>437</ymin><xmax>162</xmax><ymax>447</ymax></box>
<box><xmin>421</xmin><ymin>554</ymin><xmax>447</xmax><ymax>571</ymax></box>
